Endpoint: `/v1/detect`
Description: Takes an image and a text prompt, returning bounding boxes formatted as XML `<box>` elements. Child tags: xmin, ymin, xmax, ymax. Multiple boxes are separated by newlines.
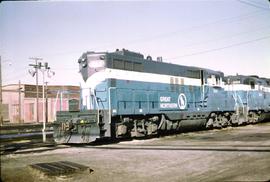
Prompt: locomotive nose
<box><xmin>78</xmin><ymin>53</ymin><xmax>106</xmax><ymax>82</ymax></box>
<box><xmin>78</xmin><ymin>56</ymin><xmax>89</xmax><ymax>82</ymax></box>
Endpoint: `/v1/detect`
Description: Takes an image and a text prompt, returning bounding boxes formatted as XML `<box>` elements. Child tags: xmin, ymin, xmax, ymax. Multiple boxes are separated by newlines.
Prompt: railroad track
<box><xmin>1</xmin><ymin>122</ymin><xmax>269</xmax><ymax>155</ymax></box>
<box><xmin>0</xmin><ymin>123</ymin><xmax>58</xmax><ymax>155</ymax></box>
<box><xmin>0</xmin><ymin>134</ymin><xmax>57</xmax><ymax>155</ymax></box>
<box><xmin>83</xmin><ymin>144</ymin><xmax>270</xmax><ymax>152</ymax></box>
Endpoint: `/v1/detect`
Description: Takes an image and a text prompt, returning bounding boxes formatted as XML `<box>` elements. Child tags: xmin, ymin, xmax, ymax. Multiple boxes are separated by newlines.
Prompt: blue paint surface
<box><xmin>85</xmin><ymin>78</ymin><xmax>270</xmax><ymax>116</ymax></box>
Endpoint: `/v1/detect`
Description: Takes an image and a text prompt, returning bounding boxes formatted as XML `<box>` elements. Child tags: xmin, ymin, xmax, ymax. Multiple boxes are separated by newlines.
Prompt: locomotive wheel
<box><xmin>231</xmin><ymin>113</ymin><xmax>239</xmax><ymax>126</ymax></box>
<box><xmin>248</xmin><ymin>112</ymin><xmax>259</xmax><ymax>124</ymax></box>
<box><xmin>206</xmin><ymin>118</ymin><xmax>214</xmax><ymax>129</ymax></box>
<box><xmin>238</xmin><ymin>115</ymin><xmax>246</xmax><ymax>126</ymax></box>
<box><xmin>220</xmin><ymin>115</ymin><xmax>229</xmax><ymax>127</ymax></box>
<box><xmin>213</xmin><ymin>115</ymin><xmax>222</xmax><ymax>129</ymax></box>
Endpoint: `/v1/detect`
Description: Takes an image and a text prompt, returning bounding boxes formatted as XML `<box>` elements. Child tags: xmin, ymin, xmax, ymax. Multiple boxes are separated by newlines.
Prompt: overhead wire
<box><xmin>36</xmin><ymin>25</ymin><xmax>270</xmax><ymax>71</ymax></box>
<box><xmin>54</xmin><ymin>28</ymin><xmax>270</xmax><ymax>70</ymax></box>
<box><xmin>38</xmin><ymin>9</ymin><xmax>266</xmax><ymax>59</ymax></box>
<box><xmin>246</xmin><ymin>0</ymin><xmax>270</xmax><ymax>6</ymax></box>
<box><xmin>111</xmin><ymin>10</ymin><xmax>268</xmax><ymax>48</ymax></box>
<box><xmin>237</xmin><ymin>0</ymin><xmax>270</xmax><ymax>11</ymax></box>
<box><xmin>3</xmin><ymin>6</ymin><xmax>270</xmax><ymax>85</ymax></box>
<box><xmin>166</xmin><ymin>35</ymin><xmax>270</xmax><ymax>60</ymax></box>
<box><xmin>163</xmin><ymin>25</ymin><xmax>270</xmax><ymax>50</ymax></box>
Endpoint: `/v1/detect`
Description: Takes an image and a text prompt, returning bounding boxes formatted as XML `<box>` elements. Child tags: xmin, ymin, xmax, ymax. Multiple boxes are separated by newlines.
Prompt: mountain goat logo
<box><xmin>178</xmin><ymin>93</ymin><xmax>187</xmax><ymax>110</ymax></box>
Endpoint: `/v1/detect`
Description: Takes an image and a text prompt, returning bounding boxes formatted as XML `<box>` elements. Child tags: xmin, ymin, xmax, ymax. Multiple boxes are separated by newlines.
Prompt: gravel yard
<box><xmin>1</xmin><ymin>122</ymin><xmax>270</xmax><ymax>182</ymax></box>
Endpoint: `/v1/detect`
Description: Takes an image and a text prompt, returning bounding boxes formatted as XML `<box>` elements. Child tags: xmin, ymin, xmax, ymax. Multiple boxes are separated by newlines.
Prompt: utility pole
<box><xmin>45</xmin><ymin>81</ymin><xmax>48</xmax><ymax>123</ymax></box>
<box><xmin>29</xmin><ymin>57</ymin><xmax>42</xmax><ymax>123</ymax></box>
<box><xmin>29</xmin><ymin>59</ymin><xmax>54</xmax><ymax>142</ymax></box>
<box><xmin>40</xmin><ymin>62</ymin><xmax>54</xmax><ymax>142</ymax></box>
<box><xmin>42</xmin><ymin>68</ymin><xmax>45</xmax><ymax>141</ymax></box>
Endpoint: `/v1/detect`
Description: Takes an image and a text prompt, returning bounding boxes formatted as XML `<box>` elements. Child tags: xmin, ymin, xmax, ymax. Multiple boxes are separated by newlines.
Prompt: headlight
<box><xmin>81</xmin><ymin>58</ymin><xmax>88</xmax><ymax>68</ymax></box>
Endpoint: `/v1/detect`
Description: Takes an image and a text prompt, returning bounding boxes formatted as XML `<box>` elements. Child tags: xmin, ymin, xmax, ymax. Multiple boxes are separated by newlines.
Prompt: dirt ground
<box><xmin>1</xmin><ymin>122</ymin><xmax>270</xmax><ymax>182</ymax></box>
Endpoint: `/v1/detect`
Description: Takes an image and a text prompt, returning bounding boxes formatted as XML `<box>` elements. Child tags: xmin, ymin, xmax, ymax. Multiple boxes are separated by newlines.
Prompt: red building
<box><xmin>1</xmin><ymin>84</ymin><xmax>80</xmax><ymax>124</ymax></box>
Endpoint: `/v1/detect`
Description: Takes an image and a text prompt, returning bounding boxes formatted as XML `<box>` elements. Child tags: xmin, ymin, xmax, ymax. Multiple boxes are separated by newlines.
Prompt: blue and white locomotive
<box><xmin>54</xmin><ymin>49</ymin><xmax>270</xmax><ymax>143</ymax></box>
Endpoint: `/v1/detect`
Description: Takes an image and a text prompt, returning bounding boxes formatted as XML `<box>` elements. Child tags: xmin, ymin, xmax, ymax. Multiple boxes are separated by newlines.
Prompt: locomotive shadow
<box><xmin>89</xmin><ymin>146</ymin><xmax>270</xmax><ymax>153</ymax></box>
<box><xmin>65</xmin><ymin>128</ymin><xmax>207</xmax><ymax>147</ymax></box>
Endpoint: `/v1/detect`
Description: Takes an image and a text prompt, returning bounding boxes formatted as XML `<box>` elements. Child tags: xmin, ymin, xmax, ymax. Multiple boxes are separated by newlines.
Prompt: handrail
<box><xmin>238</xmin><ymin>95</ymin><xmax>244</xmax><ymax>107</ymax></box>
<box><xmin>232</xmin><ymin>84</ymin><xmax>239</xmax><ymax>110</ymax></box>
<box><xmin>92</xmin><ymin>91</ymin><xmax>100</xmax><ymax>124</ymax></box>
<box><xmin>108</xmin><ymin>87</ymin><xmax>116</xmax><ymax>124</ymax></box>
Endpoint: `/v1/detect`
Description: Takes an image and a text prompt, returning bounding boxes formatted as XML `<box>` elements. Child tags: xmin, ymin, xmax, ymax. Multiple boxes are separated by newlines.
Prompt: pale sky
<box><xmin>1</xmin><ymin>0</ymin><xmax>270</xmax><ymax>86</ymax></box>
